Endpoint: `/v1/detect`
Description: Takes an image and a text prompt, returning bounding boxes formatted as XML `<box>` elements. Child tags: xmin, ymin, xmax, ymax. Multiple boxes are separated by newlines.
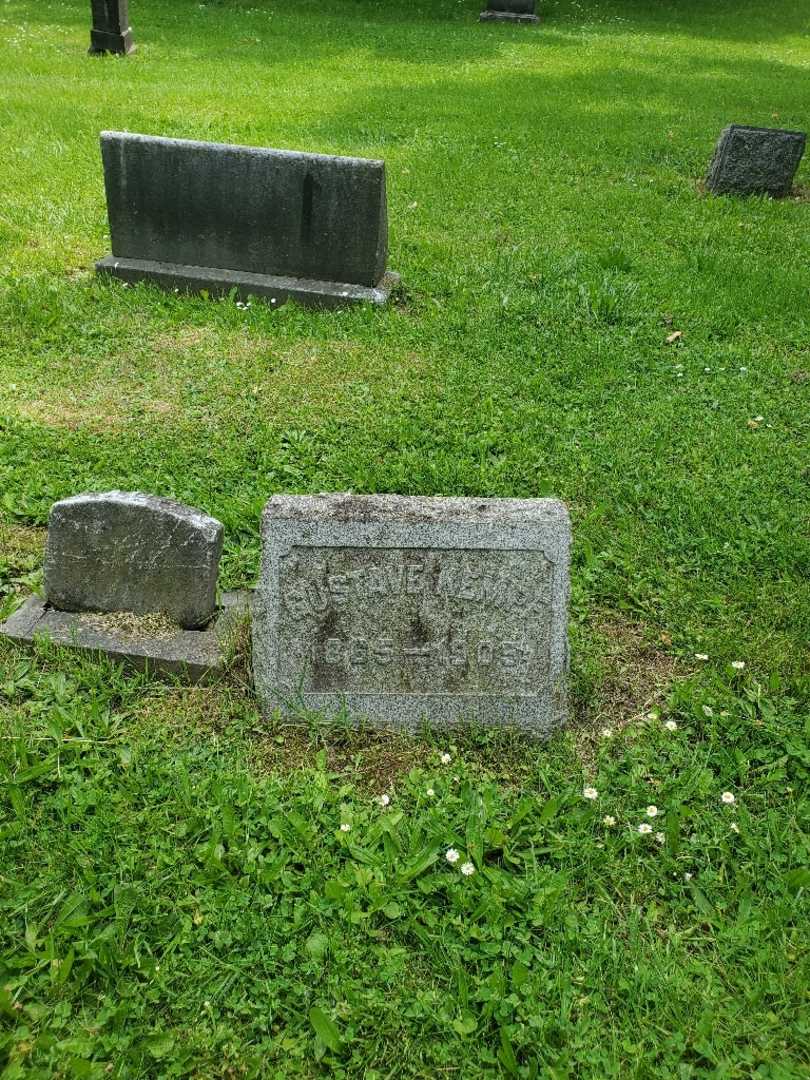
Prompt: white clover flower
<box><xmin>646</xmin><ymin>805</ymin><xmax>658</xmax><ymax>818</ymax></box>
<box><xmin>460</xmin><ymin>862</ymin><xmax>475</xmax><ymax>876</ymax></box>
<box><xmin>694</xmin><ymin>653</ymin><xmax>709</xmax><ymax>661</ymax></box>
<box><xmin>440</xmin><ymin>752</ymin><xmax>452</xmax><ymax>765</ymax></box>
<box><xmin>638</xmin><ymin>822</ymin><xmax>653</xmax><ymax>835</ymax></box>
<box><xmin>731</xmin><ymin>660</ymin><xmax>745</xmax><ymax>670</ymax></box>
<box><xmin>379</xmin><ymin>794</ymin><xmax>390</xmax><ymax>807</ymax></box>
<box><xmin>603</xmin><ymin>815</ymin><xmax>616</xmax><ymax>827</ymax></box>
<box><xmin>600</xmin><ymin>727</ymin><xmax>613</xmax><ymax>738</ymax></box>
<box><xmin>426</xmin><ymin>788</ymin><xmax>435</xmax><ymax>797</ymax></box>
<box><xmin>684</xmin><ymin>872</ymin><xmax>693</xmax><ymax>881</ymax></box>
<box><xmin>721</xmin><ymin>791</ymin><xmax>736</xmax><ymax>805</ymax></box>
<box><xmin>339</xmin><ymin>822</ymin><xmax>351</xmax><ymax>833</ymax></box>
<box><xmin>702</xmin><ymin>705</ymin><xmax>714</xmax><ymax>717</ymax></box>
<box><xmin>730</xmin><ymin>822</ymin><xmax>740</xmax><ymax>834</ymax></box>
<box><xmin>445</xmin><ymin>848</ymin><xmax>460</xmax><ymax>864</ymax></box>
<box><xmin>664</xmin><ymin>720</ymin><xmax>678</xmax><ymax>732</ymax></box>
<box><xmin>583</xmin><ymin>786</ymin><xmax>598</xmax><ymax>801</ymax></box>
<box><xmin>655</xmin><ymin>832</ymin><xmax>665</xmax><ymax>844</ymax></box>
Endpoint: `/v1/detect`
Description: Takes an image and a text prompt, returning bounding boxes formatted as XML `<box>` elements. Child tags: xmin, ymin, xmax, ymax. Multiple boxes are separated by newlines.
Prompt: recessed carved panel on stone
<box><xmin>277</xmin><ymin>546</ymin><xmax>553</xmax><ymax>696</ymax></box>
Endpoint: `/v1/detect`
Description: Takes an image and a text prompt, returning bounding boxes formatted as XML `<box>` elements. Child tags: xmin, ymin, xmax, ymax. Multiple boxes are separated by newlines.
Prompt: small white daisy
<box><xmin>426</xmin><ymin>788</ymin><xmax>435</xmax><ymax>797</ymax></box>
<box><xmin>731</xmin><ymin>660</ymin><xmax>745</xmax><ymax>670</ymax></box>
<box><xmin>583</xmin><ymin>786</ymin><xmax>598</xmax><ymax>801</ymax></box>
<box><xmin>721</xmin><ymin>791</ymin><xmax>736</xmax><ymax>805</ymax></box>
<box><xmin>445</xmin><ymin>848</ymin><xmax>460</xmax><ymax>864</ymax></box>
<box><xmin>730</xmin><ymin>822</ymin><xmax>740</xmax><ymax>834</ymax></box>
<box><xmin>655</xmin><ymin>832</ymin><xmax>665</xmax><ymax>844</ymax></box>
<box><xmin>379</xmin><ymin>794</ymin><xmax>391</xmax><ymax>807</ymax></box>
<box><xmin>638</xmin><ymin>822</ymin><xmax>653</xmax><ymax>835</ymax></box>
<box><xmin>339</xmin><ymin>822</ymin><xmax>351</xmax><ymax>833</ymax></box>
<box><xmin>664</xmin><ymin>720</ymin><xmax>678</xmax><ymax>732</ymax></box>
<box><xmin>460</xmin><ymin>862</ymin><xmax>476</xmax><ymax>876</ymax></box>
<box><xmin>603</xmin><ymin>815</ymin><xmax>616</xmax><ymax>827</ymax></box>
<box><xmin>440</xmin><ymin>752</ymin><xmax>452</xmax><ymax>765</ymax></box>
<box><xmin>646</xmin><ymin>805</ymin><xmax>658</xmax><ymax>818</ymax></box>
<box><xmin>694</xmin><ymin>653</ymin><xmax>709</xmax><ymax>661</ymax></box>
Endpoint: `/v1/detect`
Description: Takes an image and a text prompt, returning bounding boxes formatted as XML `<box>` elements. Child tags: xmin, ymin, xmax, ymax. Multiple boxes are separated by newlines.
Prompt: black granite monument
<box><xmin>95</xmin><ymin>132</ymin><xmax>399</xmax><ymax>307</ymax></box>
<box><xmin>480</xmin><ymin>0</ymin><xmax>539</xmax><ymax>23</ymax></box>
<box><xmin>706</xmin><ymin>125</ymin><xmax>806</xmax><ymax>198</ymax></box>
<box><xmin>89</xmin><ymin>0</ymin><xmax>134</xmax><ymax>55</ymax></box>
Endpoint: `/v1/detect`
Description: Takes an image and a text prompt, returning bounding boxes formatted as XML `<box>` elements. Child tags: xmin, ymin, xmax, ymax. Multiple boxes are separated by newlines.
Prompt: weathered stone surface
<box><xmin>706</xmin><ymin>125</ymin><xmax>805</xmax><ymax>197</ymax></box>
<box><xmin>480</xmin><ymin>0</ymin><xmax>538</xmax><ymax>23</ymax></box>
<box><xmin>0</xmin><ymin>591</ymin><xmax>250</xmax><ymax>684</ymax></box>
<box><xmin>253</xmin><ymin>494</ymin><xmax>570</xmax><ymax>736</ymax></box>
<box><xmin>44</xmin><ymin>492</ymin><xmax>223</xmax><ymax>629</ymax></box>
<box><xmin>89</xmin><ymin>0</ymin><xmax>134</xmax><ymax>54</ymax></box>
<box><xmin>96</xmin><ymin>133</ymin><xmax>396</xmax><ymax>306</ymax></box>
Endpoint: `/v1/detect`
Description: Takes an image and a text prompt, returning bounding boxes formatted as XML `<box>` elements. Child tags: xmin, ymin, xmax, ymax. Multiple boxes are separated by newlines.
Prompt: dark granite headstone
<box><xmin>95</xmin><ymin>132</ymin><xmax>399</xmax><ymax>307</ymax></box>
<box><xmin>480</xmin><ymin>0</ymin><xmax>539</xmax><ymax>23</ymax></box>
<box><xmin>706</xmin><ymin>125</ymin><xmax>805</xmax><ymax>198</ymax></box>
<box><xmin>89</xmin><ymin>0</ymin><xmax>134</xmax><ymax>55</ymax></box>
<box><xmin>44</xmin><ymin>492</ymin><xmax>223</xmax><ymax>629</ymax></box>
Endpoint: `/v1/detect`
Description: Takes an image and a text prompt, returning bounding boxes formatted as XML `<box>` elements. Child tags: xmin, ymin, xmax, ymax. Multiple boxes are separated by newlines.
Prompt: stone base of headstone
<box><xmin>88</xmin><ymin>28</ymin><xmax>134</xmax><ymax>54</ymax></box>
<box><xmin>0</xmin><ymin>591</ymin><xmax>251</xmax><ymax>684</ymax></box>
<box><xmin>479</xmin><ymin>10</ymin><xmax>539</xmax><ymax>22</ymax></box>
<box><xmin>96</xmin><ymin>256</ymin><xmax>400</xmax><ymax>309</ymax></box>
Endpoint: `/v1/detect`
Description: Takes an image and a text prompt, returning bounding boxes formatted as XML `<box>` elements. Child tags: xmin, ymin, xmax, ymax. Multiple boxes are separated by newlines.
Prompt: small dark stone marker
<box><xmin>706</xmin><ymin>125</ymin><xmax>805</xmax><ymax>198</ymax></box>
<box><xmin>89</xmin><ymin>0</ymin><xmax>134</xmax><ymax>55</ymax></box>
<box><xmin>480</xmin><ymin>0</ymin><xmax>539</xmax><ymax>24</ymax></box>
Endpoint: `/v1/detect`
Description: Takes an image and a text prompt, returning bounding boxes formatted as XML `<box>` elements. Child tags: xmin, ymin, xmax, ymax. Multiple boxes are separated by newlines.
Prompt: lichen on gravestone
<box><xmin>44</xmin><ymin>492</ymin><xmax>223</xmax><ymax>629</ymax></box>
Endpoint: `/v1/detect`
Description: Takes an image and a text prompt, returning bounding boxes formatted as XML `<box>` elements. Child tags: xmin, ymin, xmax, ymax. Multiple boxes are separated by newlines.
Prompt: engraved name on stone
<box><xmin>276</xmin><ymin>547</ymin><xmax>553</xmax><ymax>695</ymax></box>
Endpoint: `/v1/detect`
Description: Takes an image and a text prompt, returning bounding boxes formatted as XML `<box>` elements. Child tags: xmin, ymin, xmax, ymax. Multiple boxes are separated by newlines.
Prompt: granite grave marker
<box><xmin>252</xmin><ymin>494</ymin><xmax>570</xmax><ymax>736</ymax></box>
<box><xmin>89</xmin><ymin>0</ymin><xmax>134</xmax><ymax>55</ymax></box>
<box><xmin>480</xmin><ymin>0</ymin><xmax>539</xmax><ymax>24</ymax></box>
<box><xmin>1</xmin><ymin>492</ymin><xmax>249</xmax><ymax>682</ymax></box>
<box><xmin>706</xmin><ymin>125</ymin><xmax>806</xmax><ymax>198</ymax></box>
<box><xmin>96</xmin><ymin>133</ymin><xmax>399</xmax><ymax>307</ymax></box>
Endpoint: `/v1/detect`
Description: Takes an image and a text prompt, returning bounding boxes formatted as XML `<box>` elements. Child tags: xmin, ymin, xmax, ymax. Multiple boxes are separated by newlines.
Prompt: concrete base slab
<box><xmin>0</xmin><ymin>591</ymin><xmax>251</xmax><ymax>683</ymax></box>
<box><xmin>96</xmin><ymin>256</ymin><xmax>400</xmax><ymax>309</ymax></box>
<box><xmin>479</xmin><ymin>10</ymin><xmax>539</xmax><ymax>22</ymax></box>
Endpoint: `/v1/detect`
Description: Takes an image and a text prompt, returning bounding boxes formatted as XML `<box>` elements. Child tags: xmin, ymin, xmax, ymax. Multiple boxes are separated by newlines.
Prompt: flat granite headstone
<box><xmin>89</xmin><ymin>0</ymin><xmax>134</xmax><ymax>54</ymax></box>
<box><xmin>44</xmin><ymin>492</ymin><xmax>223</xmax><ymax>629</ymax></box>
<box><xmin>480</xmin><ymin>0</ymin><xmax>539</xmax><ymax>23</ymax></box>
<box><xmin>96</xmin><ymin>132</ymin><xmax>399</xmax><ymax>308</ymax></box>
<box><xmin>252</xmin><ymin>494</ymin><xmax>570</xmax><ymax>736</ymax></box>
<box><xmin>706</xmin><ymin>125</ymin><xmax>806</xmax><ymax>197</ymax></box>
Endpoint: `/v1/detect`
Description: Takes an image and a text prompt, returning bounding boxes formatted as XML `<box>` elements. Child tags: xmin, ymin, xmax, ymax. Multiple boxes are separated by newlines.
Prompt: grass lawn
<box><xmin>1</xmin><ymin>0</ymin><xmax>809</xmax><ymax>1075</ymax></box>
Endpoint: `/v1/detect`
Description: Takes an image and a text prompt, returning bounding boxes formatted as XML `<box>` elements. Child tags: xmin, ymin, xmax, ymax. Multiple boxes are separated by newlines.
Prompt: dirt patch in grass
<box><xmin>0</xmin><ymin>522</ymin><xmax>46</xmax><ymax>563</ymax></box>
<box><xmin>574</xmin><ymin>612</ymin><xmax>681</xmax><ymax>765</ymax></box>
<box><xmin>253</xmin><ymin>724</ymin><xmax>434</xmax><ymax>795</ymax></box>
<box><xmin>14</xmin><ymin>389</ymin><xmax>181</xmax><ymax>432</ymax></box>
